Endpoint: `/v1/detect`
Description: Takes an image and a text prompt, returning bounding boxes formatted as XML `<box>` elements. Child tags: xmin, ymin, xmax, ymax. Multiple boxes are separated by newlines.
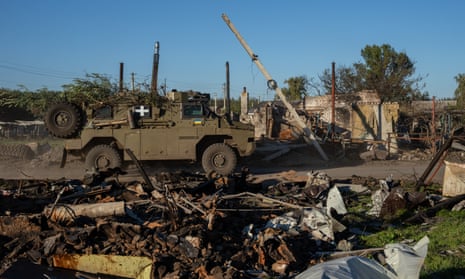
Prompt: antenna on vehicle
<box><xmin>119</xmin><ymin>62</ymin><xmax>124</xmax><ymax>93</ymax></box>
<box><xmin>151</xmin><ymin>41</ymin><xmax>160</xmax><ymax>97</ymax></box>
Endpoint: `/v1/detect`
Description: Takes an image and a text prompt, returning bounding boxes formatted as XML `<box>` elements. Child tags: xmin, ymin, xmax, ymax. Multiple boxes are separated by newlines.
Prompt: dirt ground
<box><xmin>0</xmin><ymin>143</ymin><xmax>444</xmax><ymax>184</ymax></box>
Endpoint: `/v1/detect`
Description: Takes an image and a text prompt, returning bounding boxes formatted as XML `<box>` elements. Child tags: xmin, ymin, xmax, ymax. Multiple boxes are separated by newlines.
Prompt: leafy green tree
<box><xmin>356</xmin><ymin>44</ymin><xmax>424</xmax><ymax>102</ymax></box>
<box><xmin>281</xmin><ymin>76</ymin><xmax>309</xmax><ymax>101</ymax></box>
<box><xmin>454</xmin><ymin>73</ymin><xmax>465</xmax><ymax>109</ymax></box>
<box><xmin>0</xmin><ymin>89</ymin><xmax>18</xmax><ymax>107</ymax></box>
<box><xmin>0</xmin><ymin>87</ymin><xmax>61</xmax><ymax>118</ymax></box>
<box><xmin>316</xmin><ymin>44</ymin><xmax>427</xmax><ymax>102</ymax></box>
<box><xmin>62</xmin><ymin>73</ymin><xmax>116</xmax><ymax>104</ymax></box>
<box><xmin>1</xmin><ymin>73</ymin><xmax>118</xmax><ymax>119</ymax></box>
<box><xmin>29</xmin><ymin>88</ymin><xmax>63</xmax><ymax>117</ymax></box>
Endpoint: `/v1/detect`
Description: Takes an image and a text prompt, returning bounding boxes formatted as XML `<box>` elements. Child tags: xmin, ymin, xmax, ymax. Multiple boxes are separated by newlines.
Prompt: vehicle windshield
<box><xmin>183</xmin><ymin>104</ymin><xmax>203</xmax><ymax>118</ymax></box>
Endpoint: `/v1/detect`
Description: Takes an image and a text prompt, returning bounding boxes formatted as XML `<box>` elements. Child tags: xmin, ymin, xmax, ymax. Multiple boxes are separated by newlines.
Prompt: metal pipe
<box><xmin>331</xmin><ymin>62</ymin><xmax>336</xmax><ymax>138</ymax></box>
<box><xmin>225</xmin><ymin>61</ymin><xmax>231</xmax><ymax>118</ymax></box>
<box><xmin>151</xmin><ymin>41</ymin><xmax>160</xmax><ymax>95</ymax></box>
<box><xmin>119</xmin><ymin>62</ymin><xmax>124</xmax><ymax>93</ymax></box>
<box><xmin>432</xmin><ymin>96</ymin><xmax>436</xmax><ymax>153</ymax></box>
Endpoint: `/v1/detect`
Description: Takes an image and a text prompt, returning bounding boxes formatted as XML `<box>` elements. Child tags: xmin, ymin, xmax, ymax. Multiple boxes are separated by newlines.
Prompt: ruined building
<box><xmin>249</xmin><ymin>90</ymin><xmax>399</xmax><ymax>146</ymax></box>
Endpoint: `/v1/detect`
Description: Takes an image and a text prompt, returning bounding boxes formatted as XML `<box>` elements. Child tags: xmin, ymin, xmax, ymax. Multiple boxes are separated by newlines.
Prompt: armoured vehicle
<box><xmin>44</xmin><ymin>90</ymin><xmax>255</xmax><ymax>176</ymax></box>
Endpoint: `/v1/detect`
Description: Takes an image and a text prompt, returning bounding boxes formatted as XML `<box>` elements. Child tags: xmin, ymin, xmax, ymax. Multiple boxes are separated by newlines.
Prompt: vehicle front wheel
<box><xmin>85</xmin><ymin>145</ymin><xmax>122</xmax><ymax>171</ymax></box>
<box><xmin>201</xmin><ymin>143</ymin><xmax>237</xmax><ymax>176</ymax></box>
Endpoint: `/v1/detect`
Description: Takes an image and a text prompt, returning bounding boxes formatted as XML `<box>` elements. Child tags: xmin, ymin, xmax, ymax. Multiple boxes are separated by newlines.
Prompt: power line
<box><xmin>0</xmin><ymin>61</ymin><xmax>80</xmax><ymax>80</ymax></box>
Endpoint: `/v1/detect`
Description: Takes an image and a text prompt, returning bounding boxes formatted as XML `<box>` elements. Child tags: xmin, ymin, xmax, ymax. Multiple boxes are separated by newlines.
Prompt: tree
<box><xmin>29</xmin><ymin>88</ymin><xmax>63</xmax><ymax>117</ymax></box>
<box><xmin>454</xmin><ymin>73</ymin><xmax>465</xmax><ymax>109</ymax></box>
<box><xmin>281</xmin><ymin>76</ymin><xmax>309</xmax><ymax>101</ymax></box>
<box><xmin>316</xmin><ymin>44</ymin><xmax>427</xmax><ymax>102</ymax></box>
<box><xmin>62</xmin><ymin>73</ymin><xmax>116</xmax><ymax>104</ymax></box>
<box><xmin>357</xmin><ymin>44</ymin><xmax>425</xmax><ymax>102</ymax></box>
<box><xmin>0</xmin><ymin>88</ymin><xmax>61</xmax><ymax>118</ymax></box>
<box><xmin>0</xmin><ymin>73</ymin><xmax>118</xmax><ymax>119</ymax></box>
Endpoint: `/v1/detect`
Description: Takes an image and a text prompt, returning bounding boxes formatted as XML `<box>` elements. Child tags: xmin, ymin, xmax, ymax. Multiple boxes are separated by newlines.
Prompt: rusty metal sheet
<box><xmin>53</xmin><ymin>254</ymin><xmax>152</xmax><ymax>279</ymax></box>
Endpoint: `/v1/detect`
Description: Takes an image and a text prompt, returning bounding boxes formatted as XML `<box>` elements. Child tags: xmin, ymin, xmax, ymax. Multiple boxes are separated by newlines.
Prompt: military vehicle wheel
<box><xmin>0</xmin><ymin>144</ymin><xmax>35</xmax><ymax>160</ymax></box>
<box><xmin>201</xmin><ymin>143</ymin><xmax>237</xmax><ymax>176</ymax></box>
<box><xmin>85</xmin><ymin>145</ymin><xmax>122</xmax><ymax>171</ymax></box>
<box><xmin>44</xmin><ymin>102</ymin><xmax>82</xmax><ymax>138</ymax></box>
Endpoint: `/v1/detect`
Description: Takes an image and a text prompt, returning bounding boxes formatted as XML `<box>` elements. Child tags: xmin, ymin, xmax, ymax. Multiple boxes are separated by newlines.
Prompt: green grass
<box><xmin>360</xmin><ymin>209</ymin><xmax>465</xmax><ymax>278</ymax></box>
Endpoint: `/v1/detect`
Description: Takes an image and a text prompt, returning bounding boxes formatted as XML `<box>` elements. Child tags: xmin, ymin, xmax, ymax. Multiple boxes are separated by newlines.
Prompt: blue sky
<box><xmin>1</xmin><ymin>0</ymin><xmax>464</xmax><ymax>100</ymax></box>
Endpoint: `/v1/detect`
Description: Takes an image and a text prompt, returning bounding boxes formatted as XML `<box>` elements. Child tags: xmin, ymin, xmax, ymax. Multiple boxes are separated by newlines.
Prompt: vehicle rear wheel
<box><xmin>44</xmin><ymin>102</ymin><xmax>83</xmax><ymax>138</ymax></box>
<box><xmin>201</xmin><ymin>143</ymin><xmax>237</xmax><ymax>176</ymax></box>
<box><xmin>85</xmin><ymin>145</ymin><xmax>122</xmax><ymax>171</ymax></box>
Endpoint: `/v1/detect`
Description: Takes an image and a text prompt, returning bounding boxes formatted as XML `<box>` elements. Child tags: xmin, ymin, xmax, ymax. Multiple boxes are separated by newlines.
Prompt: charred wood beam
<box><xmin>405</xmin><ymin>193</ymin><xmax>465</xmax><ymax>224</ymax></box>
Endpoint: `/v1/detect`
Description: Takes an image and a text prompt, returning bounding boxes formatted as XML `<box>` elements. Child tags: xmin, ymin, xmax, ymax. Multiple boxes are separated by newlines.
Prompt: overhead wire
<box><xmin>0</xmin><ymin>61</ymin><xmax>268</xmax><ymax>98</ymax></box>
<box><xmin>0</xmin><ymin>61</ymin><xmax>81</xmax><ymax>80</ymax></box>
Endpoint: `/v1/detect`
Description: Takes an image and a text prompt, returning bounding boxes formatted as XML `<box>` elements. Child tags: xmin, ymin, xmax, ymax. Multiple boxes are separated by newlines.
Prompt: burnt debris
<box><xmin>0</xmin><ymin>163</ymin><xmax>459</xmax><ymax>278</ymax></box>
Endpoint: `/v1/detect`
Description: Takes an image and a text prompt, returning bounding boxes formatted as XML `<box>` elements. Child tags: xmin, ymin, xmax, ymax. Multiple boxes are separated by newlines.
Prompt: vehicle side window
<box><xmin>93</xmin><ymin>105</ymin><xmax>112</xmax><ymax>119</ymax></box>
<box><xmin>183</xmin><ymin>104</ymin><xmax>203</xmax><ymax>118</ymax></box>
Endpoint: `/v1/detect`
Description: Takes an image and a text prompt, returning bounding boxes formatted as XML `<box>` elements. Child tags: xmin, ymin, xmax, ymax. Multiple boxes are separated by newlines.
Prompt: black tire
<box><xmin>201</xmin><ymin>143</ymin><xmax>237</xmax><ymax>176</ymax></box>
<box><xmin>0</xmin><ymin>144</ymin><xmax>34</xmax><ymax>160</ymax></box>
<box><xmin>44</xmin><ymin>102</ymin><xmax>83</xmax><ymax>138</ymax></box>
<box><xmin>85</xmin><ymin>145</ymin><xmax>122</xmax><ymax>171</ymax></box>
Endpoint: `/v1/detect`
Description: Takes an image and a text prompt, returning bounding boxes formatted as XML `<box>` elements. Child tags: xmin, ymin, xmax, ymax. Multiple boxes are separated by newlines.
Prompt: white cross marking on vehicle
<box><xmin>135</xmin><ymin>106</ymin><xmax>150</xmax><ymax>117</ymax></box>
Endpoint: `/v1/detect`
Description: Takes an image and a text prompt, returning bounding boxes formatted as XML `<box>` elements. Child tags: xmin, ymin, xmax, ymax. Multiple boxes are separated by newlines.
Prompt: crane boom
<box><xmin>221</xmin><ymin>13</ymin><xmax>328</xmax><ymax>161</ymax></box>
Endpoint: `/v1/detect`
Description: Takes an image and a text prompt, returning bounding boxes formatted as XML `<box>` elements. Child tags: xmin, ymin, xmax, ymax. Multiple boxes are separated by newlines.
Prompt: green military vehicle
<box><xmin>44</xmin><ymin>90</ymin><xmax>255</xmax><ymax>176</ymax></box>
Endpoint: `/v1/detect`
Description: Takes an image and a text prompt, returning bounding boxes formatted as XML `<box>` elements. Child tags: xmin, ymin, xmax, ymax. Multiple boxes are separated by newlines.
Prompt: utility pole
<box><xmin>331</xmin><ymin>62</ymin><xmax>336</xmax><ymax>139</ymax></box>
<box><xmin>225</xmin><ymin>61</ymin><xmax>231</xmax><ymax>118</ymax></box>
<box><xmin>222</xmin><ymin>13</ymin><xmax>328</xmax><ymax>161</ymax></box>
<box><xmin>119</xmin><ymin>62</ymin><xmax>124</xmax><ymax>93</ymax></box>
<box><xmin>131</xmin><ymin>72</ymin><xmax>135</xmax><ymax>92</ymax></box>
<box><xmin>213</xmin><ymin>93</ymin><xmax>217</xmax><ymax>112</ymax></box>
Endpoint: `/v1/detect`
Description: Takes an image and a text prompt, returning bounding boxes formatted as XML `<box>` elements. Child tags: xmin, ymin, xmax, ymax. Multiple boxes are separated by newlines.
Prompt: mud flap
<box><xmin>59</xmin><ymin>148</ymin><xmax>67</xmax><ymax>168</ymax></box>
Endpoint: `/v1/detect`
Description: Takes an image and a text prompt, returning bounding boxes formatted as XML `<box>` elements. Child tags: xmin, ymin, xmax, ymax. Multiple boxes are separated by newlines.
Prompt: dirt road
<box><xmin>0</xmin><ymin>152</ymin><xmax>443</xmax><ymax>184</ymax></box>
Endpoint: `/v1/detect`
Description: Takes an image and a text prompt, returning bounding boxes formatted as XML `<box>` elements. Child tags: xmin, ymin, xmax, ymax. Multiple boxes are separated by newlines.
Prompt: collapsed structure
<box><xmin>247</xmin><ymin>89</ymin><xmax>461</xmax><ymax>161</ymax></box>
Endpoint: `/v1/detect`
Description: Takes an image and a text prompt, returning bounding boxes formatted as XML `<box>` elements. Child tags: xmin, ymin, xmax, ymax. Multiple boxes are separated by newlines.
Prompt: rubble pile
<box><xmin>0</xmin><ymin>166</ymin><xmax>454</xmax><ymax>278</ymax></box>
<box><xmin>397</xmin><ymin>148</ymin><xmax>433</xmax><ymax>161</ymax></box>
